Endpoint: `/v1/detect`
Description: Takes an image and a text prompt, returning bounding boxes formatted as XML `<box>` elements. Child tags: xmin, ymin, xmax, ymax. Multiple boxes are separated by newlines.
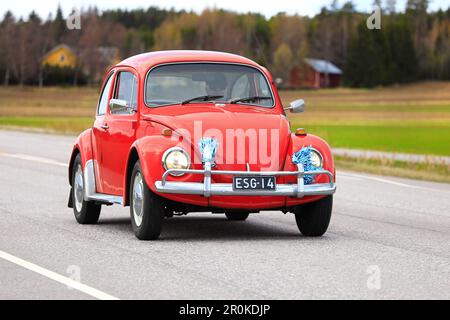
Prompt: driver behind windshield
<box><xmin>205</xmin><ymin>73</ymin><xmax>227</xmax><ymax>98</ymax></box>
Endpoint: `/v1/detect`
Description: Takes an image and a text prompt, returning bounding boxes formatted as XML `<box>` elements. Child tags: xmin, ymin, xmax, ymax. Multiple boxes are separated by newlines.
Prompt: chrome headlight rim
<box><xmin>310</xmin><ymin>148</ymin><xmax>324</xmax><ymax>168</ymax></box>
<box><xmin>162</xmin><ymin>147</ymin><xmax>191</xmax><ymax>176</ymax></box>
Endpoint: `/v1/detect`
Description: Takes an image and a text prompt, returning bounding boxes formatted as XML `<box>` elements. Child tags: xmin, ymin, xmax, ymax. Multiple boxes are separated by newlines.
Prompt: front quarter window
<box><xmin>97</xmin><ymin>73</ymin><xmax>114</xmax><ymax>116</ymax></box>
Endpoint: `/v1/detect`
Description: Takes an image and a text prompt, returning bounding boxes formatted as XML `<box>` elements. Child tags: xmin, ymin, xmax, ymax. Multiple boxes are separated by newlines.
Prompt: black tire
<box><xmin>130</xmin><ymin>161</ymin><xmax>164</xmax><ymax>240</ymax></box>
<box><xmin>225</xmin><ymin>212</ymin><xmax>250</xmax><ymax>221</ymax></box>
<box><xmin>72</xmin><ymin>154</ymin><xmax>101</xmax><ymax>224</ymax></box>
<box><xmin>294</xmin><ymin>196</ymin><xmax>333</xmax><ymax>237</ymax></box>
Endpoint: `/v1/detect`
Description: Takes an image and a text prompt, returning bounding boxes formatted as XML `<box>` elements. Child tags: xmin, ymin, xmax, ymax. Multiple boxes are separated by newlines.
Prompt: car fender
<box><xmin>68</xmin><ymin>129</ymin><xmax>93</xmax><ymax>186</ymax></box>
<box><xmin>123</xmin><ymin>135</ymin><xmax>200</xmax><ymax>205</ymax></box>
<box><xmin>282</xmin><ymin>133</ymin><xmax>335</xmax><ymax>206</ymax></box>
<box><xmin>283</xmin><ymin>133</ymin><xmax>335</xmax><ymax>182</ymax></box>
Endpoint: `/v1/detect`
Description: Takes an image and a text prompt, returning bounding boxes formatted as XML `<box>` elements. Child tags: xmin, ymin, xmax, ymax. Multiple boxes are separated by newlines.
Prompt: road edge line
<box><xmin>0</xmin><ymin>250</ymin><xmax>119</xmax><ymax>300</ymax></box>
<box><xmin>0</xmin><ymin>153</ymin><xmax>68</xmax><ymax>167</ymax></box>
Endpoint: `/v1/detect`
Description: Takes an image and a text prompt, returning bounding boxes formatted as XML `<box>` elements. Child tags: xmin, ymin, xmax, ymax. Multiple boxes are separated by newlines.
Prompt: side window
<box><xmin>97</xmin><ymin>73</ymin><xmax>114</xmax><ymax>116</ymax></box>
<box><xmin>113</xmin><ymin>72</ymin><xmax>138</xmax><ymax>115</ymax></box>
<box><xmin>258</xmin><ymin>75</ymin><xmax>271</xmax><ymax>96</ymax></box>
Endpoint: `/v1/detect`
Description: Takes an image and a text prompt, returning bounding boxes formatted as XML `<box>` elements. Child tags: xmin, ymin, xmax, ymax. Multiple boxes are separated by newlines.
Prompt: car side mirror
<box><xmin>110</xmin><ymin>99</ymin><xmax>135</xmax><ymax>114</ymax></box>
<box><xmin>285</xmin><ymin>99</ymin><xmax>305</xmax><ymax>114</ymax></box>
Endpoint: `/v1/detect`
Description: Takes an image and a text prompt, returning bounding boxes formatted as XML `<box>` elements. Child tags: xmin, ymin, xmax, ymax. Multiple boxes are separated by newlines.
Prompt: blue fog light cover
<box><xmin>198</xmin><ymin>137</ymin><xmax>218</xmax><ymax>164</ymax></box>
<box><xmin>292</xmin><ymin>146</ymin><xmax>320</xmax><ymax>185</ymax></box>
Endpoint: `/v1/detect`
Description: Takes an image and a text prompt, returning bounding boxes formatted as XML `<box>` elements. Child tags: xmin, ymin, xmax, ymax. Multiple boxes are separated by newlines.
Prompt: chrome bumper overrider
<box><xmin>155</xmin><ymin>163</ymin><xmax>336</xmax><ymax>198</ymax></box>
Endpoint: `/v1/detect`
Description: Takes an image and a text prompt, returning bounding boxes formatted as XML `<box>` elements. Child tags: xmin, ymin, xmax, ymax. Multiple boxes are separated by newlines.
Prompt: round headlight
<box><xmin>162</xmin><ymin>147</ymin><xmax>191</xmax><ymax>176</ymax></box>
<box><xmin>310</xmin><ymin>149</ymin><xmax>324</xmax><ymax>168</ymax></box>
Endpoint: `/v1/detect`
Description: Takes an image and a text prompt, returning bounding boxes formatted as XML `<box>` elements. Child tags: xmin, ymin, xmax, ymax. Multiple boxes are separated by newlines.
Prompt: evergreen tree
<box><xmin>54</xmin><ymin>5</ymin><xmax>66</xmax><ymax>42</ymax></box>
<box><xmin>385</xmin><ymin>18</ymin><xmax>418</xmax><ymax>83</ymax></box>
<box><xmin>345</xmin><ymin>22</ymin><xmax>389</xmax><ymax>87</ymax></box>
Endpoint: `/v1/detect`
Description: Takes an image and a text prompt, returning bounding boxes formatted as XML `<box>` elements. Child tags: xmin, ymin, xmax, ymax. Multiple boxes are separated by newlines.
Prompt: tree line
<box><xmin>0</xmin><ymin>0</ymin><xmax>449</xmax><ymax>87</ymax></box>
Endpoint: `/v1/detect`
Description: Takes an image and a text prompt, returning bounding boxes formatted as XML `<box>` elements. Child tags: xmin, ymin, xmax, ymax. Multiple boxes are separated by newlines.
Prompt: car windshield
<box><xmin>145</xmin><ymin>63</ymin><xmax>274</xmax><ymax>108</ymax></box>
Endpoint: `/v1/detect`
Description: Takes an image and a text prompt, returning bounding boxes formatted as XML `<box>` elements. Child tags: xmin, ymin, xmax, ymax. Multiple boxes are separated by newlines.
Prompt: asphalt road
<box><xmin>0</xmin><ymin>129</ymin><xmax>449</xmax><ymax>300</ymax></box>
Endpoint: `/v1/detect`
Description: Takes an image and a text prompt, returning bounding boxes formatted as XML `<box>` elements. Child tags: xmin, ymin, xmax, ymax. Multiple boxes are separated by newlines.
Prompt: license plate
<box><xmin>233</xmin><ymin>176</ymin><xmax>276</xmax><ymax>191</ymax></box>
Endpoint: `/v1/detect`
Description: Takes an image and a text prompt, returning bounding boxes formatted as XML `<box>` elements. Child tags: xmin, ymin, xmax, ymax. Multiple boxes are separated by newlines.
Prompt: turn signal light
<box><xmin>162</xmin><ymin>129</ymin><xmax>173</xmax><ymax>137</ymax></box>
<box><xmin>295</xmin><ymin>128</ymin><xmax>307</xmax><ymax>136</ymax></box>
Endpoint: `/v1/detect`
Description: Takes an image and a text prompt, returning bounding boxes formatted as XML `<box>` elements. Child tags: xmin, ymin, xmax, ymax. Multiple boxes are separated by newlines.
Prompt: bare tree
<box><xmin>0</xmin><ymin>11</ymin><xmax>17</xmax><ymax>86</ymax></box>
<box><xmin>37</xmin><ymin>16</ymin><xmax>56</xmax><ymax>87</ymax></box>
<box><xmin>79</xmin><ymin>9</ymin><xmax>127</xmax><ymax>84</ymax></box>
<box><xmin>273</xmin><ymin>43</ymin><xmax>294</xmax><ymax>83</ymax></box>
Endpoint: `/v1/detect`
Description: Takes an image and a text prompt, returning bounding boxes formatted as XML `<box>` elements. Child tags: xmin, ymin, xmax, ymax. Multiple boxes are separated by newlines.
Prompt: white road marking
<box><xmin>338</xmin><ymin>174</ymin><xmax>362</xmax><ymax>181</ymax></box>
<box><xmin>339</xmin><ymin>172</ymin><xmax>450</xmax><ymax>194</ymax></box>
<box><xmin>0</xmin><ymin>152</ymin><xmax>68</xmax><ymax>167</ymax></box>
<box><xmin>0</xmin><ymin>250</ymin><xmax>119</xmax><ymax>300</ymax></box>
<box><xmin>341</xmin><ymin>172</ymin><xmax>414</xmax><ymax>188</ymax></box>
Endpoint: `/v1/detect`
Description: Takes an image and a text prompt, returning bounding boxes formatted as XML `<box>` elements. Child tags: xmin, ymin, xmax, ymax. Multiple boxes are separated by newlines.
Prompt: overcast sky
<box><xmin>0</xmin><ymin>0</ymin><xmax>448</xmax><ymax>19</ymax></box>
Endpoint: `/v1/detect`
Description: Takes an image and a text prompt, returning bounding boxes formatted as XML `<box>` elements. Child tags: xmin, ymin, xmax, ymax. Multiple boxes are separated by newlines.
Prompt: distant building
<box><xmin>41</xmin><ymin>44</ymin><xmax>78</xmax><ymax>69</ymax></box>
<box><xmin>289</xmin><ymin>58</ymin><xmax>343</xmax><ymax>89</ymax></box>
<box><xmin>42</xmin><ymin>44</ymin><xmax>121</xmax><ymax>71</ymax></box>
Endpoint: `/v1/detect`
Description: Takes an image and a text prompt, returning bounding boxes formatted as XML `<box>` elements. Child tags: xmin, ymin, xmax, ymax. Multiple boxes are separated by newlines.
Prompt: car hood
<box><xmin>142</xmin><ymin>104</ymin><xmax>291</xmax><ymax>172</ymax></box>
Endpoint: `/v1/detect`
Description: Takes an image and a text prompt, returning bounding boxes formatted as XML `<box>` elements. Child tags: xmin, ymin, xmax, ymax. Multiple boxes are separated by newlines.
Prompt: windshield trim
<box><xmin>143</xmin><ymin>62</ymin><xmax>276</xmax><ymax>109</ymax></box>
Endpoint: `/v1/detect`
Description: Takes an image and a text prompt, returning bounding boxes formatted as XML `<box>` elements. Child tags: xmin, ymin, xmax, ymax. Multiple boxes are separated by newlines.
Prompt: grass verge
<box><xmin>336</xmin><ymin>155</ymin><xmax>450</xmax><ymax>184</ymax></box>
<box><xmin>0</xmin><ymin>117</ymin><xmax>92</xmax><ymax>134</ymax></box>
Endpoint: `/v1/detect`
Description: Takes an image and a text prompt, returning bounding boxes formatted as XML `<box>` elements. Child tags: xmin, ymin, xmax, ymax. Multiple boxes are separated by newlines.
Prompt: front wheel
<box><xmin>72</xmin><ymin>154</ymin><xmax>101</xmax><ymax>224</ymax></box>
<box><xmin>294</xmin><ymin>196</ymin><xmax>333</xmax><ymax>237</ymax></box>
<box><xmin>130</xmin><ymin>161</ymin><xmax>164</xmax><ymax>240</ymax></box>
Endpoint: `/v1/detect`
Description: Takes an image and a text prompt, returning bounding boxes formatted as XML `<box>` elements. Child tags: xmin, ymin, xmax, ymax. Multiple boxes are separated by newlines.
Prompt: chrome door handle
<box><xmin>101</xmin><ymin>125</ymin><xmax>109</xmax><ymax>130</ymax></box>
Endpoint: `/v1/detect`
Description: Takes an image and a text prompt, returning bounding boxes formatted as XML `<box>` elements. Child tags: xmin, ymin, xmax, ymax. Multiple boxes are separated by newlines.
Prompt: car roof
<box><xmin>116</xmin><ymin>50</ymin><xmax>261</xmax><ymax>74</ymax></box>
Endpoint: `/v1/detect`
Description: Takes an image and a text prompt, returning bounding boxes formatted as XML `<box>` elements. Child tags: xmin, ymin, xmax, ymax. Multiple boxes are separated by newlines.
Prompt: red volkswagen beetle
<box><xmin>68</xmin><ymin>51</ymin><xmax>336</xmax><ymax>240</ymax></box>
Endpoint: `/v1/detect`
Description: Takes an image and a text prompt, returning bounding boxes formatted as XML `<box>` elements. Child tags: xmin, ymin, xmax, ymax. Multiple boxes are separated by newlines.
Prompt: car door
<box><xmin>92</xmin><ymin>71</ymin><xmax>115</xmax><ymax>195</ymax></box>
<box><xmin>99</xmin><ymin>69</ymin><xmax>139</xmax><ymax>196</ymax></box>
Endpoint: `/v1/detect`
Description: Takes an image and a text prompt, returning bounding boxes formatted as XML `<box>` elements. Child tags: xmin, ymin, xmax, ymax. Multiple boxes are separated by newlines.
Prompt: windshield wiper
<box><xmin>230</xmin><ymin>96</ymin><xmax>273</xmax><ymax>104</ymax></box>
<box><xmin>181</xmin><ymin>95</ymin><xmax>224</xmax><ymax>105</ymax></box>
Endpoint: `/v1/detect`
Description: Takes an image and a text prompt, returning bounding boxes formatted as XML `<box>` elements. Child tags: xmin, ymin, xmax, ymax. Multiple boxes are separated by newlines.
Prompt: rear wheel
<box><xmin>72</xmin><ymin>154</ymin><xmax>101</xmax><ymax>224</ymax></box>
<box><xmin>294</xmin><ymin>196</ymin><xmax>333</xmax><ymax>237</ymax></box>
<box><xmin>225</xmin><ymin>212</ymin><xmax>250</xmax><ymax>221</ymax></box>
<box><xmin>130</xmin><ymin>161</ymin><xmax>164</xmax><ymax>240</ymax></box>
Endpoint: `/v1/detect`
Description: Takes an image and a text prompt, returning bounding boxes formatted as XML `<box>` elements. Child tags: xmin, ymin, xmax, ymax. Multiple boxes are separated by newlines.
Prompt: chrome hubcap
<box><xmin>132</xmin><ymin>173</ymin><xmax>144</xmax><ymax>227</ymax></box>
<box><xmin>74</xmin><ymin>165</ymin><xmax>84</xmax><ymax>212</ymax></box>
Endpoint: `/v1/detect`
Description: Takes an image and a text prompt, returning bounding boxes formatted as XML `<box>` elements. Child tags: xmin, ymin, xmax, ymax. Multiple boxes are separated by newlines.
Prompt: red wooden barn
<box><xmin>289</xmin><ymin>58</ymin><xmax>343</xmax><ymax>89</ymax></box>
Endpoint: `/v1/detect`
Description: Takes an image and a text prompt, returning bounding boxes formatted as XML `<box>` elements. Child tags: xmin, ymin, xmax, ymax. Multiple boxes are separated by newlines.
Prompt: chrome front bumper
<box><xmin>155</xmin><ymin>163</ymin><xmax>336</xmax><ymax>198</ymax></box>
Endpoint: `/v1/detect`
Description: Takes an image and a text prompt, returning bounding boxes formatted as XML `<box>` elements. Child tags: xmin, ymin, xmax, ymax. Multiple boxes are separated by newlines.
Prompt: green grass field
<box><xmin>335</xmin><ymin>155</ymin><xmax>450</xmax><ymax>183</ymax></box>
<box><xmin>1</xmin><ymin>82</ymin><xmax>450</xmax><ymax>156</ymax></box>
<box><xmin>299</xmin><ymin>123</ymin><xmax>450</xmax><ymax>156</ymax></box>
<box><xmin>284</xmin><ymin>82</ymin><xmax>450</xmax><ymax>157</ymax></box>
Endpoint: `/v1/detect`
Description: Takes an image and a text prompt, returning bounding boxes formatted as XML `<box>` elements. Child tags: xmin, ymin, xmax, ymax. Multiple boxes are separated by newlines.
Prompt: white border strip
<box><xmin>0</xmin><ymin>153</ymin><xmax>68</xmax><ymax>168</ymax></box>
<box><xmin>340</xmin><ymin>172</ymin><xmax>450</xmax><ymax>193</ymax></box>
<box><xmin>0</xmin><ymin>250</ymin><xmax>119</xmax><ymax>300</ymax></box>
